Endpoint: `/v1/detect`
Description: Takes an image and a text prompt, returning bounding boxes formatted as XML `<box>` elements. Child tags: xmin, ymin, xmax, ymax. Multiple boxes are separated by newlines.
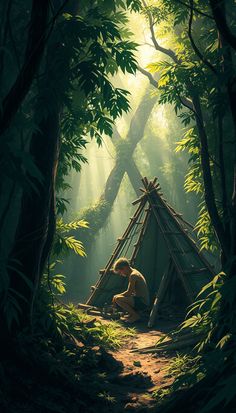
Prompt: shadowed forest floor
<box><xmin>96</xmin><ymin>317</ymin><xmax>180</xmax><ymax>412</ymax></box>
<box><xmin>0</xmin><ymin>315</ymin><xmax>182</xmax><ymax>413</ymax></box>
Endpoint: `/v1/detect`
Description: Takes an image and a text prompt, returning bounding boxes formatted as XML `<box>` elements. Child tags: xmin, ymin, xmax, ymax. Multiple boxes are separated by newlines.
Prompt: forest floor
<box><xmin>0</xmin><ymin>313</ymin><xmax>182</xmax><ymax>413</ymax></box>
<box><xmin>96</xmin><ymin>316</ymin><xmax>181</xmax><ymax>412</ymax></box>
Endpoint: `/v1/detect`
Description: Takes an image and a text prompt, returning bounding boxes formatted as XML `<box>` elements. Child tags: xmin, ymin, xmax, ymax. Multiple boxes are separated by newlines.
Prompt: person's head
<box><xmin>113</xmin><ymin>257</ymin><xmax>131</xmax><ymax>277</ymax></box>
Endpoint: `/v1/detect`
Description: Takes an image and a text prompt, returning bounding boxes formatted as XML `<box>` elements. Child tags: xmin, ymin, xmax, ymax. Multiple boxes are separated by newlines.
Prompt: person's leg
<box><xmin>112</xmin><ymin>294</ymin><xmax>125</xmax><ymax>312</ymax></box>
<box><xmin>113</xmin><ymin>295</ymin><xmax>140</xmax><ymax>321</ymax></box>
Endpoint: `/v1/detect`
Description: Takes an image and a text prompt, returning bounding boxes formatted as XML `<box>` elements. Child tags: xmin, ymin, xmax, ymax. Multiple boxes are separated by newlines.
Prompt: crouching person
<box><xmin>112</xmin><ymin>257</ymin><xmax>150</xmax><ymax>323</ymax></box>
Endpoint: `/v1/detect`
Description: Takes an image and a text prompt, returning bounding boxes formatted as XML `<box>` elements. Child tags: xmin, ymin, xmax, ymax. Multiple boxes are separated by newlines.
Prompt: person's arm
<box><xmin>122</xmin><ymin>274</ymin><xmax>136</xmax><ymax>297</ymax></box>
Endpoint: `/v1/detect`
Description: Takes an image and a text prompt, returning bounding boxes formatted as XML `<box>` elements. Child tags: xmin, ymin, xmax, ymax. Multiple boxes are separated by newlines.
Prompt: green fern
<box><xmin>64</xmin><ymin>236</ymin><xmax>86</xmax><ymax>257</ymax></box>
<box><xmin>53</xmin><ymin>218</ymin><xmax>88</xmax><ymax>258</ymax></box>
<box><xmin>56</xmin><ymin>218</ymin><xmax>89</xmax><ymax>233</ymax></box>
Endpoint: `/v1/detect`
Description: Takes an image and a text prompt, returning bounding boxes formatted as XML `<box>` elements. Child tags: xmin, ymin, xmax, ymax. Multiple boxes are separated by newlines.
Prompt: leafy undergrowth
<box><xmin>0</xmin><ymin>306</ymin><xmax>135</xmax><ymax>413</ymax></box>
<box><xmin>152</xmin><ymin>353</ymin><xmax>204</xmax><ymax>403</ymax></box>
<box><xmin>151</xmin><ymin>273</ymin><xmax>236</xmax><ymax>413</ymax></box>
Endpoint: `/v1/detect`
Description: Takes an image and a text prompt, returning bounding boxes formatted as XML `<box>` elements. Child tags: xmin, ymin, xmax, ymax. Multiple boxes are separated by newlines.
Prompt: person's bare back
<box><xmin>112</xmin><ymin>258</ymin><xmax>150</xmax><ymax>323</ymax></box>
<box><xmin>129</xmin><ymin>269</ymin><xmax>150</xmax><ymax>306</ymax></box>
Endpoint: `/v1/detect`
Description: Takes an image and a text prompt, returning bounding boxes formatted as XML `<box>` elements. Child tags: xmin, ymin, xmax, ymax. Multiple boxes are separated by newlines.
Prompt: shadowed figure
<box><xmin>112</xmin><ymin>257</ymin><xmax>150</xmax><ymax>323</ymax></box>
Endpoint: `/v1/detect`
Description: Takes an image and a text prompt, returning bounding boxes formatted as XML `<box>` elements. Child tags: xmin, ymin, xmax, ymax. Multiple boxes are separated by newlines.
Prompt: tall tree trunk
<box><xmin>190</xmin><ymin>90</ymin><xmax>229</xmax><ymax>258</ymax></box>
<box><xmin>1</xmin><ymin>0</ymin><xmax>78</xmax><ymax>339</ymax></box>
<box><xmin>0</xmin><ymin>0</ymin><xmax>51</xmax><ymax>138</ymax></box>
<box><xmin>8</xmin><ymin>107</ymin><xmax>61</xmax><ymax>330</ymax></box>
<box><xmin>209</xmin><ymin>0</ymin><xmax>236</xmax><ymax>52</ymax></box>
<box><xmin>140</xmin><ymin>5</ymin><xmax>229</xmax><ymax>260</ymax></box>
<box><xmin>219</xmin><ymin>34</ymin><xmax>236</xmax><ymax>270</ymax></box>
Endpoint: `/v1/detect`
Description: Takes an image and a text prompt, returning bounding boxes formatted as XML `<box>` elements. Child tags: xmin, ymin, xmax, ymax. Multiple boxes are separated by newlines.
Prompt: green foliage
<box><xmin>77</xmin><ymin>199</ymin><xmax>111</xmax><ymax>241</ymax></box>
<box><xmin>194</xmin><ymin>203</ymin><xmax>219</xmax><ymax>252</ymax></box>
<box><xmin>153</xmin><ymin>271</ymin><xmax>236</xmax><ymax>409</ymax></box>
<box><xmin>0</xmin><ymin>0</ymin><xmax>140</xmax><ymax>217</ymax></box>
<box><xmin>176</xmin><ymin>127</ymin><xmax>219</xmax><ymax>251</ymax></box>
<box><xmin>143</xmin><ymin>0</ymin><xmax>234</xmax><ymax>258</ymax></box>
<box><xmin>181</xmin><ymin>272</ymin><xmax>225</xmax><ymax>350</ymax></box>
<box><xmin>83</xmin><ymin>318</ymin><xmax>136</xmax><ymax>350</ymax></box>
<box><xmin>97</xmin><ymin>391</ymin><xmax>116</xmax><ymax>404</ymax></box>
<box><xmin>53</xmin><ymin>218</ymin><xmax>89</xmax><ymax>258</ymax></box>
<box><xmin>139</xmin><ymin>1</ymin><xmax>236</xmax><ymax>411</ymax></box>
<box><xmin>55</xmin><ymin>5</ymin><xmax>139</xmax><ymax>200</ymax></box>
<box><xmin>51</xmin><ymin>273</ymin><xmax>66</xmax><ymax>296</ymax></box>
<box><xmin>153</xmin><ymin>354</ymin><xmax>204</xmax><ymax>402</ymax></box>
<box><xmin>3</xmin><ymin>302</ymin><xmax>135</xmax><ymax>413</ymax></box>
<box><xmin>2</xmin><ymin>0</ymin><xmax>236</xmax><ymax>411</ymax></box>
<box><xmin>106</xmin><ymin>0</ymin><xmax>142</xmax><ymax>13</ymax></box>
<box><xmin>35</xmin><ymin>294</ymin><xmax>135</xmax><ymax>351</ymax></box>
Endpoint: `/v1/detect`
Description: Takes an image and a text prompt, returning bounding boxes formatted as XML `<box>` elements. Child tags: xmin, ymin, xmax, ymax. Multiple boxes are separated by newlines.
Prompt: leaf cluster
<box><xmin>53</xmin><ymin>218</ymin><xmax>89</xmax><ymax>259</ymax></box>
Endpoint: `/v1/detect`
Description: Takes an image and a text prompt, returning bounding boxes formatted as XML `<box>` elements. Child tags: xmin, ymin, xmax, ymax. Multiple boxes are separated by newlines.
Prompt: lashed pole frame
<box><xmin>129</xmin><ymin>206</ymin><xmax>152</xmax><ymax>265</ymax></box>
<box><xmin>165</xmin><ymin>200</ymin><xmax>194</xmax><ymax>231</ymax></box>
<box><xmin>141</xmin><ymin>177</ymin><xmax>215</xmax><ymax>304</ymax></box>
<box><xmin>146</xmin><ymin>179</ymin><xmax>215</xmax><ymax>273</ymax></box>
<box><xmin>86</xmin><ymin>196</ymin><xmax>147</xmax><ymax>305</ymax></box>
<box><xmin>129</xmin><ymin>181</ymin><xmax>154</xmax><ymax>265</ymax></box>
<box><xmin>141</xmin><ymin>177</ymin><xmax>195</xmax><ymax>303</ymax></box>
<box><xmin>148</xmin><ymin>260</ymin><xmax>175</xmax><ymax>328</ymax></box>
<box><xmin>141</xmin><ymin>179</ymin><xmax>183</xmax><ymax>326</ymax></box>
<box><xmin>131</xmin><ymin>177</ymin><xmax>173</xmax><ymax>327</ymax></box>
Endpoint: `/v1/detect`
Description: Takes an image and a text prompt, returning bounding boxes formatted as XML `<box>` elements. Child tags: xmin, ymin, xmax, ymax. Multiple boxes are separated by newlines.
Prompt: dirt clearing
<box><xmin>98</xmin><ymin>318</ymin><xmax>180</xmax><ymax>412</ymax></box>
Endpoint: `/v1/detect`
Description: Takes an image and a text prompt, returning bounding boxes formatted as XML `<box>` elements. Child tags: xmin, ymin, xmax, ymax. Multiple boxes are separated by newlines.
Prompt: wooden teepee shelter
<box><xmin>86</xmin><ymin>177</ymin><xmax>215</xmax><ymax>326</ymax></box>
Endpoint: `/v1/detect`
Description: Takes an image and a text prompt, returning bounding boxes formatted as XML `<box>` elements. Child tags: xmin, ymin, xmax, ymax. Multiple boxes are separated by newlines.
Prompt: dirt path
<box><xmin>101</xmin><ymin>319</ymin><xmax>180</xmax><ymax>412</ymax></box>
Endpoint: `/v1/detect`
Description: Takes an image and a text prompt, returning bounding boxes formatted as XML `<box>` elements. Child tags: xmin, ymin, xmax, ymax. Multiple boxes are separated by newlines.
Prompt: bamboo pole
<box><xmin>148</xmin><ymin>261</ymin><xmax>174</xmax><ymax>328</ymax></box>
<box><xmin>130</xmin><ymin>207</ymin><xmax>152</xmax><ymax>265</ymax></box>
<box><xmin>144</xmin><ymin>187</ymin><xmax>195</xmax><ymax>303</ymax></box>
<box><xmin>132</xmin><ymin>336</ymin><xmax>201</xmax><ymax>354</ymax></box>
<box><xmin>86</xmin><ymin>197</ymin><xmax>147</xmax><ymax>305</ymax></box>
<box><xmin>153</xmin><ymin>184</ymin><xmax>215</xmax><ymax>273</ymax></box>
<box><xmin>144</xmin><ymin>179</ymin><xmax>214</xmax><ymax>302</ymax></box>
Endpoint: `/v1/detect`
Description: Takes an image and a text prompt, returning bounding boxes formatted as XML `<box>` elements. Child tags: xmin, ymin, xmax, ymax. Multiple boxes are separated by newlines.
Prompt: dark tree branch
<box><xmin>209</xmin><ymin>0</ymin><xmax>236</xmax><ymax>52</ymax></box>
<box><xmin>174</xmin><ymin>85</ymin><xmax>195</xmax><ymax>112</ymax></box>
<box><xmin>142</xmin><ymin>0</ymin><xmax>179</xmax><ymax>64</ymax></box>
<box><xmin>0</xmin><ymin>181</ymin><xmax>16</xmax><ymax>234</ymax></box>
<box><xmin>179</xmin><ymin>97</ymin><xmax>194</xmax><ymax>112</ymax></box>
<box><xmin>143</xmin><ymin>1</ymin><xmax>228</xmax><ymax>256</ymax></box>
<box><xmin>191</xmin><ymin>91</ymin><xmax>228</xmax><ymax>256</ymax></box>
<box><xmin>218</xmin><ymin>111</ymin><xmax>228</xmax><ymax>220</ymax></box>
<box><xmin>138</xmin><ymin>65</ymin><xmax>195</xmax><ymax>112</ymax></box>
<box><xmin>231</xmin><ymin>165</ymin><xmax>236</xmax><ymax>261</ymax></box>
<box><xmin>0</xmin><ymin>0</ymin><xmax>14</xmax><ymax>81</ymax></box>
<box><xmin>7</xmin><ymin>3</ymin><xmax>21</xmax><ymax>71</ymax></box>
<box><xmin>137</xmin><ymin>66</ymin><xmax>158</xmax><ymax>88</ymax></box>
<box><xmin>173</xmin><ymin>0</ymin><xmax>213</xmax><ymax>19</ymax></box>
<box><xmin>142</xmin><ymin>0</ymin><xmax>196</xmax><ymax>114</ymax></box>
<box><xmin>188</xmin><ymin>0</ymin><xmax>218</xmax><ymax>75</ymax></box>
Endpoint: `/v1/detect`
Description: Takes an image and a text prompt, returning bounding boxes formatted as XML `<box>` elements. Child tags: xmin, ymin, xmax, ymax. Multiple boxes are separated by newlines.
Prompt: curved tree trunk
<box><xmin>79</xmin><ymin>87</ymin><xmax>157</xmax><ymax>238</ymax></box>
<box><xmin>100</xmin><ymin>87</ymin><xmax>157</xmax><ymax>205</ymax></box>
<box><xmin>126</xmin><ymin>158</ymin><xmax>143</xmax><ymax>195</ymax></box>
